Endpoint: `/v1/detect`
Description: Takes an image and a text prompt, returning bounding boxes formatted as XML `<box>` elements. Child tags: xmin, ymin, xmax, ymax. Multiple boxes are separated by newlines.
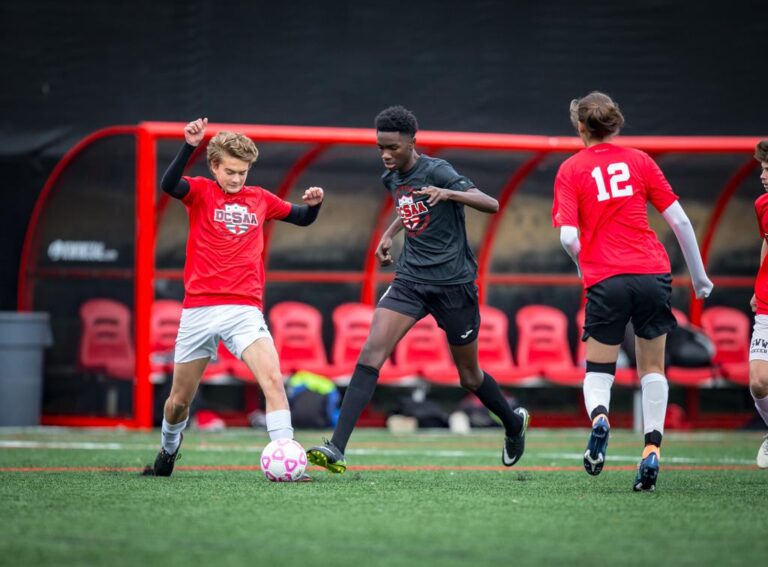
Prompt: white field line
<box><xmin>0</xmin><ymin>440</ymin><xmax>756</xmax><ymax>465</ymax></box>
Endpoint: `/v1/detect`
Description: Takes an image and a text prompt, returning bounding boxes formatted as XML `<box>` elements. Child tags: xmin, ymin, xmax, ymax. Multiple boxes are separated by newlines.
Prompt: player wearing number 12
<box><xmin>552</xmin><ymin>92</ymin><xmax>713</xmax><ymax>491</ymax></box>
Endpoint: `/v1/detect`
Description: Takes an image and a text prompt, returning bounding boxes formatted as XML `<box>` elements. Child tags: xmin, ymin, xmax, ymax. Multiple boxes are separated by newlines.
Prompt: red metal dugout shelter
<box><xmin>18</xmin><ymin>122</ymin><xmax>760</xmax><ymax>429</ymax></box>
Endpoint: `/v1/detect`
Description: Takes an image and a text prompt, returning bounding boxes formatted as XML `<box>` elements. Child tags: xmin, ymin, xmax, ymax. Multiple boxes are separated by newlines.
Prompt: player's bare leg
<box><xmin>241</xmin><ymin>338</ymin><xmax>293</xmax><ymax>440</ymax></box>
<box><xmin>450</xmin><ymin>341</ymin><xmax>529</xmax><ymax>466</ymax></box>
<box><xmin>308</xmin><ymin>308</ymin><xmax>416</xmax><ymax>473</ymax></box>
<box><xmin>144</xmin><ymin>357</ymin><xmax>208</xmax><ymax>476</ymax></box>
<box><xmin>633</xmin><ymin>335</ymin><xmax>669</xmax><ymax>491</ymax></box>
<box><xmin>582</xmin><ymin>339</ymin><xmax>621</xmax><ymax>475</ymax></box>
<box><xmin>748</xmin><ymin>359</ymin><xmax>768</xmax><ymax>468</ymax></box>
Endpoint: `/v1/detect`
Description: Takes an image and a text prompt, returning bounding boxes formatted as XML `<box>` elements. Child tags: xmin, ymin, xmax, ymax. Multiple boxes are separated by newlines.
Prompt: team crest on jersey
<box><xmin>214</xmin><ymin>203</ymin><xmax>259</xmax><ymax>235</ymax></box>
<box><xmin>396</xmin><ymin>188</ymin><xmax>430</xmax><ymax>235</ymax></box>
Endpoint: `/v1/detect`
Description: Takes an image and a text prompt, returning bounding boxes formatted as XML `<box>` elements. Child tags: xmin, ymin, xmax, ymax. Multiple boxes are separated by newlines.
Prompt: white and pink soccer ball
<box><xmin>260</xmin><ymin>439</ymin><xmax>307</xmax><ymax>482</ymax></box>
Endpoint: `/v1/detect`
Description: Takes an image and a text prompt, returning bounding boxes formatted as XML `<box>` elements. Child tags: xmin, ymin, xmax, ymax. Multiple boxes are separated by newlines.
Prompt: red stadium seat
<box><xmin>269</xmin><ymin>301</ymin><xmax>332</xmax><ymax>376</ymax></box>
<box><xmin>516</xmin><ymin>305</ymin><xmax>583</xmax><ymax>386</ymax></box>
<box><xmin>218</xmin><ymin>343</ymin><xmax>254</xmax><ymax>382</ymax></box>
<box><xmin>423</xmin><ymin>305</ymin><xmax>537</xmax><ymax>385</ymax></box>
<box><xmin>200</xmin><ymin>343</ymin><xmax>239</xmax><ymax>383</ymax></box>
<box><xmin>78</xmin><ymin>298</ymin><xmax>134</xmax><ymax>379</ymax></box>
<box><xmin>574</xmin><ymin>308</ymin><xmax>636</xmax><ymax>386</ymax></box>
<box><xmin>330</xmin><ymin>303</ymin><xmax>375</xmax><ymax>377</ymax></box>
<box><xmin>384</xmin><ymin>315</ymin><xmax>448</xmax><ymax>384</ymax></box>
<box><xmin>149</xmin><ymin>299</ymin><xmax>182</xmax><ymax>382</ymax></box>
<box><xmin>330</xmin><ymin>302</ymin><xmax>422</xmax><ymax>385</ymax></box>
<box><xmin>672</xmin><ymin>307</ymin><xmax>690</xmax><ymax>327</ymax></box>
<box><xmin>701</xmin><ymin>307</ymin><xmax>750</xmax><ymax>385</ymax></box>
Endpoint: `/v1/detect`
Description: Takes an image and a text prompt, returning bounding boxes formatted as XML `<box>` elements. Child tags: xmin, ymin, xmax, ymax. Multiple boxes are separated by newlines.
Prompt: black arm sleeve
<box><xmin>160</xmin><ymin>143</ymin><xmax>195</xmax><ymax>199</ymax></box>
<box><xmin>281</xmin><ymin>202</ymin><xmax>322</xmax><ymax>226</ymax></box>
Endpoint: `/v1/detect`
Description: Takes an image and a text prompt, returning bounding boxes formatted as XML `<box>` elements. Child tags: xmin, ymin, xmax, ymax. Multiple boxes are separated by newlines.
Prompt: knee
<box><xmin>750</xmin><ymin>366</ymin><xmax>768</xmax><ymax>398</ymax></box>
<box><xmin>167</xmin><ymin>393</ymin><xmax>192</xmax><ymax>415</ymax></box>
<box><xmin>261</xmin><ymin>370</ymin><xmax>285</xmax><ymax>393</ymax></box>
<box><xmin>458</xmin><ymin>367</ymin><xmax>484</xmax><ymax>391</ymax></box>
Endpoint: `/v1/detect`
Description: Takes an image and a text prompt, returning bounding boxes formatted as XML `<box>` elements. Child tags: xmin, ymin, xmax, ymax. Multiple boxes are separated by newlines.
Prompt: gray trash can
<box><xmin>0</xmin><ymin>312</ymin><xmax>53</xmax><ymax>426</ymax></box>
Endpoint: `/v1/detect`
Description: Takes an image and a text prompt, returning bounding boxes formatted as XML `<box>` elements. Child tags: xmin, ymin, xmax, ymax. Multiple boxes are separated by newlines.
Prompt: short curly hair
<box><xmin>375</xmin><ymin>106</ymin><xmax>418</xmax><ymax>137</ymax></box>
<box><xmin>755</xmin><ymin>140</ymin><xmax>768</xmax><ymax>163</ymax></box>
<box><xmin>207</xmin><ymin>131</ymin><xmax>259</xmax><ymax>168</ymax></box>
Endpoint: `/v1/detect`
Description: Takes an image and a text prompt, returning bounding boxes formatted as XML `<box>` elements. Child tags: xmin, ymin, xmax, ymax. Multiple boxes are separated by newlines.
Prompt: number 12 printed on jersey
<box><xmin>591</xmin><ymin>162</ymin><xmax>633</xmax><ymax>202</ymax></box>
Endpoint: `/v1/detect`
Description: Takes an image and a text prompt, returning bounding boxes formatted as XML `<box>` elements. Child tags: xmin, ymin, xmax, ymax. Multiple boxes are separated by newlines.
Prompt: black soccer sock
<box><xmin>330</xmin><ymin>364</ymin><xmax>379</xmax><ymax>454</ymax></box>
<box><xmin>473</xmin><ymin>372</ymin><xmax>522</xmax><ymax>437</ymax></box>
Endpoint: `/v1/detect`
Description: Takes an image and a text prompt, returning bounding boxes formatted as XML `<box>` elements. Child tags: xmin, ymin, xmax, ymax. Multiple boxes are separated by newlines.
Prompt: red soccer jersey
<box><xmin>754</xmin><ymin>193</ymin><xmax>768</xmax><ymax>315</ymax></box>
<box><xmin>552</xmin><ymin>143</ymin><xmax>679</xmax><ymax>288</ymax></box>
<box><xmin>180</xmin><ymin>176</ymin><xmax>291</xmax><ymax>309</ymax></box>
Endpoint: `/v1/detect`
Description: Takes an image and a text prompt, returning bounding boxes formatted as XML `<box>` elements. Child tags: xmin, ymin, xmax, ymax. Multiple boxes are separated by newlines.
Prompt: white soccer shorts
<box><xmin>750</xmin><ymin>314</ymin><xmax>768</xmax><ymax>362</ymax></box>
<box><xmin>174</xmin><ymin>304</ymin><xmax>272</xmax><ymax>363</ymax></box>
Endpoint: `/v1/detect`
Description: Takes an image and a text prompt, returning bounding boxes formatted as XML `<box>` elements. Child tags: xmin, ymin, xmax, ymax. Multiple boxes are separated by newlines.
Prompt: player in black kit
<box><xmin>307</xmin><ymin>106</ymin><xmax>529</xmax><ymax>473</ymax></box>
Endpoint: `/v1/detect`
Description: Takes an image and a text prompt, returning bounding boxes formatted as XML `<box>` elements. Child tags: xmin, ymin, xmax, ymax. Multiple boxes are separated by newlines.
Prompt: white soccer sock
<box><xmin>161</xmin><ymin>417</ymin><xmax>188</xmax><ymax>454</ymax></box>
<box><xmin>751</xmin><ymin>391</ymin><xmax>768</xmax><ymax>427</ymax></box>
<box><xmin>266</xmin><ymin>409</ymin><xmax>294</xmax><ymax>441</ymax></box>
<box><xmin>583</xmin><ymin>372</ymin><xmax>614</xmax><ymax>419</ymax></box>
<box><xmin>641</xmin><ymin>373</ymin><xmax>669</xmax><ymax>436</ymax></box>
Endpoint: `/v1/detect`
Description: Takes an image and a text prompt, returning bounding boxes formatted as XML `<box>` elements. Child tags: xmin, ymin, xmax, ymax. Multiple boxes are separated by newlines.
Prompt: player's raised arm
<box><xmin>160</xmin><ymin>117</ymin><xmax>208</xmax><ymax>199</ymax></box>
<box><xmin>280</xmin><ymin>186</ymin><xmax>324</xmax><ymax>226</ymax></box>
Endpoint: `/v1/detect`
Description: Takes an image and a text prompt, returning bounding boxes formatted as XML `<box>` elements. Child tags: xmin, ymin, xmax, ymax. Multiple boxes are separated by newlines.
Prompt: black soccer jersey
<box><xmin>381</xmin><ymin>155</ymin><xmax>477</xmax><ymax>285</ymax></box>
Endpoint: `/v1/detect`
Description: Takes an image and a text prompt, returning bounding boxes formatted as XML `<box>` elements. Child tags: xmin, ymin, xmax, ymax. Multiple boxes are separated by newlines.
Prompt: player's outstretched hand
<box><xmin>413</xmin><ymin>185</ymin><xmax>450</xmax><ymax>206</ymax></box>
<box><xmin>751</xmin><ymin>293</ymin><xmax>757</xmax><ymax>313</ymax></box>
<box><xmin>376</xmin><ymin>236</ymin><xmax>393</xmax><ymax>267</ymax></box>
<box><xmin>694</xmin><ymin>276</ymin><xmax>714</xmax><ymax>299</ymax></box>
<box><xmin>184</xmin><ymin>118</ymin><xmax>208</xmax><ymax>147</ymax></box>
<box><xmin>302</xmin><ymin>187</ymin><xmax>324</xmax><ymax>206</ymax></box>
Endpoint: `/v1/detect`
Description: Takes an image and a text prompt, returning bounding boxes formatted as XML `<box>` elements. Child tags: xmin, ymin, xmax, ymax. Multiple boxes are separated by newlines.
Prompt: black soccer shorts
<box><xmin>377</xmin><ymin>278</ymin><xmax>480</xmax><ymax>345</ymax></box>
<box><xmin>582</xmin><ymin>273</ymin><xmax>677</xmax><ymax>345</ymax></box>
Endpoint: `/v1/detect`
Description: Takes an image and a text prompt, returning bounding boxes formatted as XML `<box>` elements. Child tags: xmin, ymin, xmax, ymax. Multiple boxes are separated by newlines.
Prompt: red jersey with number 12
<box><xmin>552</xmin><ymin>143</ymin><xmax>679</xmax><ymax>288</ymax></box>
<box><xmin>754</xmin><ymin>193</ymin><xmax>768</xmax><ymax>315</ymax></box>
<box><xmin>180</xmin><ymin>176</ymin><xmax>291</xmax><ymax>309</ymax></box>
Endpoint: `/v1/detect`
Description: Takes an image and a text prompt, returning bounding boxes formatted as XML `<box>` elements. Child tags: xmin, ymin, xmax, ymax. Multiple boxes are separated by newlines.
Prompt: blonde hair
<box><xmin>569</xmin><ymin>91</ymin><xmax>625</xmax><ymax>140</ymax></box>
<box><xmin>206</xmin><ymin>131</ymin><xmax>259</xmax><ymax>168</ymax></box>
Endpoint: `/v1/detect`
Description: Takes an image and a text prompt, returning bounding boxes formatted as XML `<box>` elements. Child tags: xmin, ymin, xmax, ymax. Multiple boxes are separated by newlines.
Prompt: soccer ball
<box><xmin>260</xmin><ymin>438</ymin><xmax>307</xmax><ymax>482</ymax></box>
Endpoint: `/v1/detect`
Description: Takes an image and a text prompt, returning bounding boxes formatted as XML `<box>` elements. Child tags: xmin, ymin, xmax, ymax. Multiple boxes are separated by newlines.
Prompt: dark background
<box><xmin>2</xmin><ymin>0</ymin><xmax>766</xmax><ymax>310</ymax></box>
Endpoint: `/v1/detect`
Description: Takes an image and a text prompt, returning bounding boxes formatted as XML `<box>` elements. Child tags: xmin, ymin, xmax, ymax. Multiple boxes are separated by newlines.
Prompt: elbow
<box><xmin>559</xmin><ymin>226</ymin><xmax>580</xmax><ymax>253</ymax></box>
<box><xmin>560</xmin><ymin>234</ymin><xmax>577</xmax><ymax>251</ymax></box>
<box><xmin>160</xmin><ymin>175</ymin><xmax>179</xmax><ymax>196</ymax></box>
<box><xmin>671</xmin><ymin>217</ymin><xmax>692</xmax><ymax>233</ymax></box>
<box><xmin>487</xmin><ymin>198</ymin><xmax>499</xmax><ymax>214</ymax></box>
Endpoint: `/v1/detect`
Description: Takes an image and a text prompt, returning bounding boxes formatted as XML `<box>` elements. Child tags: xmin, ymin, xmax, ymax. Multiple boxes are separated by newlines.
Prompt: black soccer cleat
<box><xmin>142</xmin><ymin>434</ymin><xmax>183</xmax><ymax>477</ymax></box>
<box><xmin>502</xmin><ymin>407</ymin><xmax>530</xmax><ymax>466</ymax></box>
<box><xmin>306</xmin><ymin>439</ymin><xmax>347</xmax><ymax>474</ymax></box>
<box><xmin>583</xmin><ymin>416</ymin><xmax>610</xmax><ymax>476</ymax></box>
<box><xmin>633</xmin><ymin>451</ymin><xmax>660</xmax><ymax>492</ymax></box>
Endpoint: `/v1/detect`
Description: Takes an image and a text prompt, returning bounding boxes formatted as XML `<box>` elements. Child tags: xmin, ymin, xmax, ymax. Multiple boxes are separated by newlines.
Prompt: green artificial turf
<box><xmin>1</xmin><ymin>428</ymin><xmax>766</xmax><ymax>566</ymax></box>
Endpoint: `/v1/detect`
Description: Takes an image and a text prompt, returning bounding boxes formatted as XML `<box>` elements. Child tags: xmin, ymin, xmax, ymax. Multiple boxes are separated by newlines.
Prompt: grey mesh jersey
<box><xmin>381</xmin><ymin>155</ymin><xmax>478</xmax><ymax>285</ymax></box>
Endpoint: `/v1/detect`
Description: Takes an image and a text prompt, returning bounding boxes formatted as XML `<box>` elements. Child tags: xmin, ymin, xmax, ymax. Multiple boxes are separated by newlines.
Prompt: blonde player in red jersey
<box><xmin>749</xmin><ymin>140</ymin><xmax>768</xmax><ymax>469</ymax></box>
<box><xmin>553</xmin><ymin>92</ymin><xmax>713</xmax><ymax>491</ymax></box>
<box><xmin>143</xmin><ymin>118</ymin><xmax>324</xmax><ymax>477</ymax></box>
